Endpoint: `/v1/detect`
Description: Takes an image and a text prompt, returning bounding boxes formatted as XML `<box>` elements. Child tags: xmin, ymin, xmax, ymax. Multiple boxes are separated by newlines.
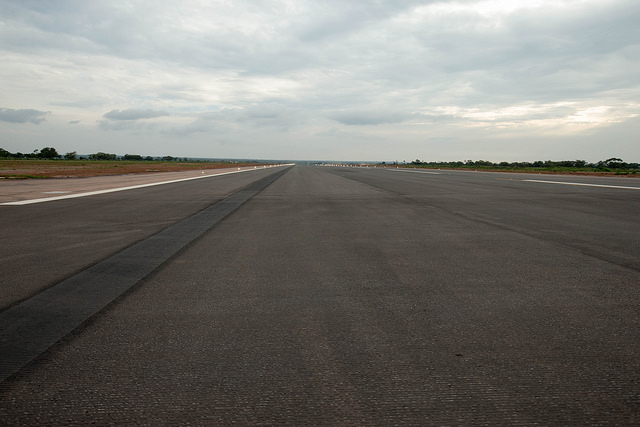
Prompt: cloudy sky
<box><xmin>1</xmin><ymin>0</ymin><xmax>639</xmax><ymax>161</ymax></box>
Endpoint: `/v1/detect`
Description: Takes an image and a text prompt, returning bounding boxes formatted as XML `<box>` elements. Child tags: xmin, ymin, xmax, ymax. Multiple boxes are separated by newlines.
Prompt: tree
<box><xmin>64</xmin><ymin>151</ymin><xmax>77</xmax><ymax>160</ymax></box>
<box><xmin>602</xmin><ymin>157</ymin><xmax>625</xmax><ymax>169</ymax></box>
<box><xmin>38</xmin><ymin>147</ymin><xmax>60</xmax><ymax>159</ymax></box>
<box><xmin>89</xmin><ymin>152</ymin><xmax>117</xmax><ymax>160</ymax></box>
<box><xmin>0</xmin><ymin>148</ymin><xmax>11</xmax><ymax>158</ymax></box>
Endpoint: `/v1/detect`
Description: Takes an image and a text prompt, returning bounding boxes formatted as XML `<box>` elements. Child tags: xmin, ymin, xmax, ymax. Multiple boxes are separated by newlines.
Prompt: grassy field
<box><xmin>0</xmin><ymin>159</ymin><xmax>267</xmax><ymax>179</ymax></box>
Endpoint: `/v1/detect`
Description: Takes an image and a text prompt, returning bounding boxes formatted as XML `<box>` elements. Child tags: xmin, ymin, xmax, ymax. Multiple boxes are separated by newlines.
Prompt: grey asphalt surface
<box><xmin>1</xmin><ymin>166</ymin><xmax>639</xmax><ymax>425</ymax></box>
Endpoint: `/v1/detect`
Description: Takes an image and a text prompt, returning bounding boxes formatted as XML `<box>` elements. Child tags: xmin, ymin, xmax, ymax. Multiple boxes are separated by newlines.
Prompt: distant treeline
<box><xmin>0</xmin><ymin>147</ymin><xmax>186</xmax><ymax>162</ymax></box>
<box><xmin>403</xmin><ymin>158</ymin><xmax>639</xmax><ymax>172</ymax></box>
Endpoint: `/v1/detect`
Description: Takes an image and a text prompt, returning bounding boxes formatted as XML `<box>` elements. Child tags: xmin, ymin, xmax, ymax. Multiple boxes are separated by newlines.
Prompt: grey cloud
<box><xmin>318</xmin><ymin>1</ymin><xmax>636</xmax><ymax>109</ymax></box>
<box><xmin>99</xmin><ymin>109</ymin><xmax>170</xmax><ymax>131</ymax></box>
<box><xmin>0</xmin><ymin>2</ymin><xmax>139</xmax><ymax>53</ymax></box>
<box><xmin>1</xmin><ymin>1</ymin><xmax>281</xmax><ymax>71</ymax></box>
<box><xmin>52</xmin><ymin>99</ymin><xmax>105</xmax><ymax>108</ymax></box>
<box><xmin>103</xmin><ymin>109</ymin><xmax>169</xmax><ymax>121</ymax></box>
<box><xmin>6</xmin><ymin>0</ymin><xmax>637</xmax><ymax>99</ymax></box>
<box><xmin>0</xmin><ymin>108</ymin><xmax>49</xmax><ymax>124</ymax></box>
<box><xmin>297</xmin><ymin>0</ymin><xmax>428</xmax><ymax>42</ymax></box>
<box><xmin>236</xmin><ymin>104</ymin><xmax>304</xmax><ymax>126</ymax></box>
<box><xmin>0</xmin><ymin>1</ymin><xmax>429</xmax><ymax>77</ymax></box>
<box><xmin>99</xmin><ymin>120</ymin><xmax>137</xmax><ymax>131</ymax></box>
<box><xmin>330</xmin><ymin>110</ymin><xmax>412</xmax><ymax>126</ymax></box>
<box><xmin>164</xmin><ymin>112</ymin><xmax>222</xmax><ymax>136</ymax></box>
<box><xmin>98</xmin><ymin>119</ymin><xmax>166</xmax><ymax>132</ymax></box>
<box><xmin>68</xmin><ymin>120</ymin><xmax>80</xmax><ymax>124</ymax></box>
<box><xmin>166</xmin><ymin>103</ymin><xmax>306</xmax><ymax>136</ymax></box>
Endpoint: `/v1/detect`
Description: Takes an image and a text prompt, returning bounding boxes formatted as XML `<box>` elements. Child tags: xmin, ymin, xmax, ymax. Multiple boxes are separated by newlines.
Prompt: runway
<box><xmin>1</xmin><ymin>165</ymin><xmax>639</xmax><ymax>424</ymax></box>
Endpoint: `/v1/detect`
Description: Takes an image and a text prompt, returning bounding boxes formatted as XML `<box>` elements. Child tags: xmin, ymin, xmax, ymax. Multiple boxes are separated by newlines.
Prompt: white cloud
<box><xmin>330</xmin><ymin>110</ymin><xmax>414</xmax><ymax>126</ymax></box>
<box><xmin>103</xmin><ymin>109</ymin><xmax>169</xmax><ymax>121</ymax></box>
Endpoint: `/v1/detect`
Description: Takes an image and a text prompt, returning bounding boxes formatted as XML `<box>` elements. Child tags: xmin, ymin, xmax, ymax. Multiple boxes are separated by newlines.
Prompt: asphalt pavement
<box><xmin>1</xmin><ymin>166</ymin><xmax>639</xmax><ymax>425</ymax></box>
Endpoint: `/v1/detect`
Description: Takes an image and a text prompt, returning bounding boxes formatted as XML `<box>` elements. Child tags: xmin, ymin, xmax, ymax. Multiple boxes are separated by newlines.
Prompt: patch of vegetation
<box><xmin>397</xmin><ymin>158</ymin><xmax>640</xmax><ymax>174</ymax></box>
<box><xmin>0</xmin><ymin>174</ymin><xmax>47</xmax><ymax>179</ymax></box>
<box><xmin>0</xmin><ymin>147</ymin><xmax>60</xmax><ymax>159</ymax></box>
<box><xmin>0</xmin><ymin>146</ymin><xmax>190</xmax><ymax>162</ymax></box>
<box><xmin>0</xmin><ymin>146</ymin><xmax>271</xmax><ymax>179</ymax></box>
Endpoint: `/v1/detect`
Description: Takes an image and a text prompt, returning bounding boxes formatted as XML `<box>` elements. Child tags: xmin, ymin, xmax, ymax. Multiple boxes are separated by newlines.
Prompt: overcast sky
<box><xmin>1</xmin><ymin>0</ymin><xmax>639</xmax><ymax>161</ymax></box>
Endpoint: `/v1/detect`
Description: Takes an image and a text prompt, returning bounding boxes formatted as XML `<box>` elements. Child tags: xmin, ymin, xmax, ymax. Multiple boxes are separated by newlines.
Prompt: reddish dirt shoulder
<box><xmin>0</xmin><ymin>160</ymin><xmax>268</xmax><ymax>179</ymax></box>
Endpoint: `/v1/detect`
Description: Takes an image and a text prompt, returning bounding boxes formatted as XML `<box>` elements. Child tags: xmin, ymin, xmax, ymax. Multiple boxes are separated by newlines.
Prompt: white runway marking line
<box><xmin>1</xmin><ymin>165</ymin><xmax>292</xmax><ymax>206</ymax></box>
<box><xmin>523</xmin><ymin>179</ymin><xmax>640</xmax><ymax>190</ymax></box>
<box><xmin>390</xmin><ymin>169</ymin><xmax>441</xmax><ymax>174</ymax></box>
